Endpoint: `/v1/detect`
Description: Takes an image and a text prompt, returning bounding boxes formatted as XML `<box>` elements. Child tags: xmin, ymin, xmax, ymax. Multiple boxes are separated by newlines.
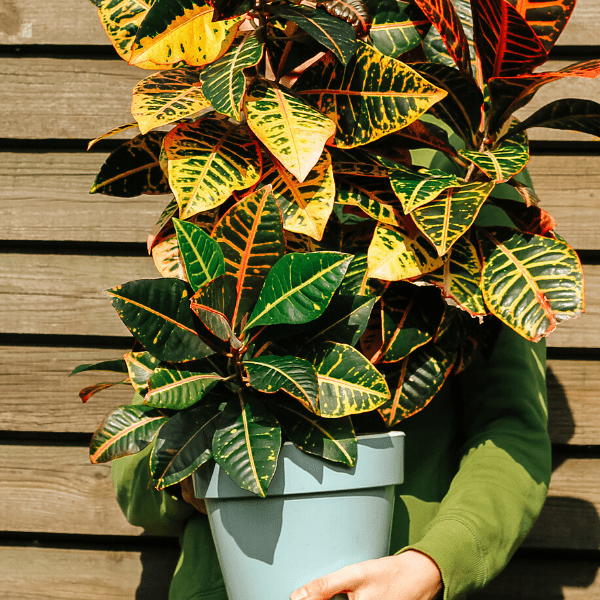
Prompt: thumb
<box><xmin>291</xmin><ymin>566</ymin><xmax>357</xmax><ymax>600</ymax></box>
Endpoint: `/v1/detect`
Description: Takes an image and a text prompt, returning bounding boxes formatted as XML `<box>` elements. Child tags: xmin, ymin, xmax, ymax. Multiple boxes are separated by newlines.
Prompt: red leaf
<box><xmin>79</xmin><ymin>381</ymin><xmax>126</xmax><ymax>403</ymax></box>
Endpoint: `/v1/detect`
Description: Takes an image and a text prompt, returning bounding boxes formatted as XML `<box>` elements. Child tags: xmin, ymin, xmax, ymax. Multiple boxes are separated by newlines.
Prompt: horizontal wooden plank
<box><xmin>2</xmin><ymin>253</ymin><xmax>596</xmax><ymax>345</ymax></box>
<box><xmin>0</xmin><ymin>545</ymin><xmax>178</xmax><ymax>600</ymax></box>
<box><xmin>1</xmin><ymin>58</ymin><xmax>598</xmax><ymax>140</ymax></box>
<box><xmin>1</xmin><ymin>152</ymin><xmax>598</xmax><ymax>250</ymax></box>
<box><xmin>0</xmin><ymin>0</ymin><xmax>597</xmax><ymax>46</ymax></box>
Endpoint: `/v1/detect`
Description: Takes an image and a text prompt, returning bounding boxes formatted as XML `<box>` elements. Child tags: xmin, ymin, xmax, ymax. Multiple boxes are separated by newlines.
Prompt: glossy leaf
<box><xmin>132</xmin><ymin>68</ymin><xmax>210</xmax><ymax>134</ymax></box>
<box><xmin>214</xmin><ymin>186</ymin><xmax>285</xmax><ymax>327</ymax></box>
<box><xmin>411</xmin><ymin>182</ymin><xmax>495</xmax><ymax>256</ymax></box>
<box><xmin>90</xmin><ymin>132</ymin><xmax>170</xmax><ymax>197</ymax></box>
<box><xmin>459</xmin><ymin>130</ymin><xmax>530</xmax><ymax>183</ymax></box>
<box><xmin>336</xmin><ymin>177</ymin><xmax>402</xmax><ymax>226</ymax></box>
<box><xmin>338</xmin><ymin>254</ymin><xmax>387</xmax><ymax>297</ymax></box>
<box><xmin>390</xmin><ymin>119</ymin><xmax>458</xmax><ymax>158</ymax></box>
<box><xmin>328</xmin><ymin>147</ymin><xmax>389</xmax><ymax>178</ymax></box>
<box><xmin>87</xmin><ymin>123</ymin><xmax>139</xmax><ymax>150</ymax></box>
<box><xmin>378</xmin><ymin>343</ymin><xmax>456</xmax><ymax>426</ymax></box>
<box><xmin>479</xmin><ymin>228</ymin><xmax>585</xmax><ymax>341</ymax></box>
<box><xmin>200</xmin><ymin>32</ymin><xmax>264</xmax><ymax>120</ymax></box>
<box><xmin>148</xmin><ymin>198</ymin><xmax>179</xmax><ymax>253</ymax></box>
<box><xmin>471</xmin><ymin>0</ymin><xmax>547</xmax><ymax>82</ymax></box>
<box><xmin>320</xmin><ymin>0</ymin><xmax>372</xmax><ymax>35</ymax></box>
<box><xmin>130</xmin><ymin>0</ymin><xmax>242</xmax><ymax>68</ymax></box>
<box><xmin>296</xmin><ymin>42</ymin><xmax>447</xmax><ymax>148</ymax></box>
<box><xmin>89</xmin><ymin>404</ymin><xmax>168</xmax><ymax>464</ymax></box>
<box><xmin>145</xmin><ymin>367</ymin><xmax>222</xmax><ymax>409</ymax></box>
<box><xmin>173</xmin><ymin>218</ymin><xmax>225</xmax><ymax>291</ymax></box>
<box><xmin>262</xmin><ymin>151</ymin><xmax>336</xmax><ymax>241</ymax></box>
<box><xmin>165</xmin><ymin>117</ymin><xmax>261</xmax><ymax>219</ymax></box>
<box><xmin>151</xmin><ymin>401</ymin><xmax>222</xmax><ymax>489</ymax></box>
<box><xmin>510</xmin><ymin>99</ymin><xmax>600</xmax><ymax>140</ymax></box>
<box><xmin>151</xmin><ymin>232</ymin><xmax>187</xmax><ymax>280</ymax></box>
<box><xmin>106</xmin><ymin>278</ymin><xmax>215</xmax><ymax>362</ymax></box>
<box><xmin>302</xmin><ymin>342</ymin><xmax>390</xmax><ymax>417</ymax></box>
<box><xmin>245</xmin><ymin>356</ymin><xmax>319</xmax><ymax>411</ymax></box>
<box><xmin>79</xmin><ymin>381</ymin><xmax>129</xmax><ymax>403</ymax></box>
<box><xmin>245</xmin><ymin>79</ymin><xmax>336</xmax><ymax>182</ymax></box>
<box><xmin>267</xmin><ymin>3</ymin><xmax>357</xmax><ymax>65</ymax></box>
<box><xmin>389</xmin><ymin>164</ymin><xmax>460</xmax><ymax>213</ymax></box>
<box><xmin>246</xmin><ymin>252</ymin><xmax>353</xmax><ymax>330</ymax></box>
<box><xmin>272</xmin><ymin>401</ymin><xmax>356</xmax><ymax>466</ymax></box>
<box><xmin>70</xmin><ymin>359</ymin><xmax>128</xmax><ymax>376</ymax></box>
<box><xmin>492</xmin><ymin>197</ymin><xmax>557</xmax><ymax>237</ymax></box>
<box><xmin>212</xmin><ymin>393</ymin><xmax>281</xmax><ymax>497</ymax></box>
<box><xmin>367</xmin><ymin>0</ymin><xmax>430</xmax><ymax>58</ymax></box>
<box><xmin>411</xmin><ymin>0</ymin><xmax>473</xmax><ymax>76</ymax></box>
<box><xmin>418</xmin><ymin>237</ymin><xmax>487</xmax><ymax>316</ymax></box>
<box><xmin>124</xmin><ymin>351</ymin><xmax>160</xmax><ymax>396</ymax></box>
<box><xmin>211</xmin><ymin>0</ymin><xmax>252</xmax><ymax>20</ymax></box>
<box><xmin>367</xmin><ymin>224</ymin><xmax>445</xmax><ymax>280</ymax></box>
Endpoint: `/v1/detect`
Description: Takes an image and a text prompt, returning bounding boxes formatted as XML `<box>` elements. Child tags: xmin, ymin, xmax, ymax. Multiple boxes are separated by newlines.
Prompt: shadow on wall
<box><xmin>136</xmin><ymin>537</ymin><xmax>180</xmax><ymax>600</ymax></box>
<box><xmin>473</xmin><ymin>366</ymin><xmax>600</xmax><ymax>599</ymax></box>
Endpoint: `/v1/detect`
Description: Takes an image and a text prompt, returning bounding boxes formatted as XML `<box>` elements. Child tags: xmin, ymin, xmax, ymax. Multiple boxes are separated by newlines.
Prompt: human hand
<box><xmin>290</xmin><ymin>550</ymin><xmax>442</xmax><ymax>600</ymax></box>
<box><xmin>180</xmin><ymin>476</ymin><xmax>207</xmax><ymax>514</ymax></box>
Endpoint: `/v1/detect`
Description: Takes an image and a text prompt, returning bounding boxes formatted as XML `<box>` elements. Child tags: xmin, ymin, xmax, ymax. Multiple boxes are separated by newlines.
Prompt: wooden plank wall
<box><xmin>1</xmin><ymin>2</ymin><xmax>599</xmax><ymax>598</ymax></box>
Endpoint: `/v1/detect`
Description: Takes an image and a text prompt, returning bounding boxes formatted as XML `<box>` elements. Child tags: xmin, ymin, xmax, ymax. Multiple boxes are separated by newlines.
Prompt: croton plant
<box><xmin>73</xmin><ymin>0</ymin><xmax>598</xmax><ymax>497</ymax></box>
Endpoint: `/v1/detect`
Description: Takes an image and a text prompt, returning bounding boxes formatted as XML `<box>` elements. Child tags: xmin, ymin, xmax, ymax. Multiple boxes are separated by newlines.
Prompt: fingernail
<box><xmin>290</xmin><ymin>588</ymin><xmax>307</xmax><ymax>600</ymax></box>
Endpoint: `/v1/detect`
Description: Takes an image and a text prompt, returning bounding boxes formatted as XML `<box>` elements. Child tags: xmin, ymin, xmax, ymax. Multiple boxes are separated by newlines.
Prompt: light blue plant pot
<box><xmin>193</xmin><ymin>431</ymin><xmax>405</xmax><ymax>600</ymax></box>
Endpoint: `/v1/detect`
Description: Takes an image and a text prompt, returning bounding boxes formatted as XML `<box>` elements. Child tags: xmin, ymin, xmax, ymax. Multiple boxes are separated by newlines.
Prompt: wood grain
<box><xmin>0</xmin><ymin>545</ymin><xmax>178</xmax><ymax>600</ymax></box>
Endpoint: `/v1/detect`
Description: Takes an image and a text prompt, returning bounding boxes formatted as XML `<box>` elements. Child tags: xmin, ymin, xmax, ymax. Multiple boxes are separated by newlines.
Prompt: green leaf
<box><xmin>151</xmin><ymin>401</ymin><xmax>222</xmax><ymax>489</ymax></box>
<box><xmin>478</xmin><ymin>228</ymin><xmax>585</xmax><ymax>342</ymax></box>
<box><xmin>246</xmin><ymin>252</ymin><xmax>353</xmax><ymax>330</ymax></box>
<box><xmin>165</xmin><ymin>117</ymin><xmax>261</xmax><ymax>219</ymax></box>
<box><xmin>173</xmin><ymin>218</ymin><xmax>225</xmax><ymax>291</ymax></box>
<box><xmin>244</xmin><ymin>79</ymin><xmax>336</xmax><ymax>182</ymax></box>
<box><xmin>302</xmin><ymin>342</ymin><xmax>390</xmax><ymax>417</ymax></box>
<box><xmin>132</xmin><ymin>68</ymin><xmax>210</xmax><ymax>134</ymax></box>
<box><xmin>267</xmin><ymin>4</ymin><xmax>357</xmax><ymax>65</ymax></box>
<box><xmin>89</xmin><ymin>404</ymin><xmax>168</xmax><ymax>464</ymax></box>
<box><xmin>70</xmin><ymin>359</ymin><xmax>128</xmax><ymax>376</ymax></box>
<box><xmin>106</xmin><ymin>278</ymin><xmax>216</xmax><ymax>363</ymax></box>
<box><xmin>296</xmin><ymin>41</ymin><xmax>447</xmax><ymax>148</ymax></box>
<box><xmin>212</xmin><ymin>393</ymin><xmax>281</xmax><ymax>497</ymax></box>
<box><xmin>271</xmin><ymin>401</ymin><xmax>357</xmax><ymax>467</ymax></box>
<box><xmin>200</xmin><ymin>32</ymin><xmax>264</xmax><ymax>120</ymax></box>
<box><xmin>328</xmin><ymin>147</ymin><xmax>389</xmax><ymax>178</ymax></box>
<box><xmin>145</xmin><ymin>367</ymin><xmax>222</xmax><ymax>409</ymax></box>
<box><xmin>338</xmin><ymin>254</ymin><xmax>387</xmax><ymax>297</ymax></box>
<box><xmin>214</xmin><ymin>186</ymin><xmax>285</xmax><ymax>327</ymax></box>
<box><xmin>124</xmin><ymin>351</ymin><xmax>161</xmax><ymax>396</ymax></box>
<box><xmin>378</xmin><ymin>343</ymin><xmax>456</xmax><ymax>426</ymax></box>
<box><xmin>244</xmin><ymin>356</ymin><xmax>319</xmax><ymax>411</ymax></box>
<box><xmin>336</xmin><ymin>177</ymin><xmax>402</xmax><ymax>226</ymax></box>
<box><xmin>90</xmin><ymin>132</ymin><xmax>170</xmax><ymax>197</ymax></box>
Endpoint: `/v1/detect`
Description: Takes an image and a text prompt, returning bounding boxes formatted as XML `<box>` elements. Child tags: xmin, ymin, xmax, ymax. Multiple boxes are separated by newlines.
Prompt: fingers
<box><xmin>290</xmin><ymin>563</ymin><xmax>363</xmax><ymax>600</ymax></box>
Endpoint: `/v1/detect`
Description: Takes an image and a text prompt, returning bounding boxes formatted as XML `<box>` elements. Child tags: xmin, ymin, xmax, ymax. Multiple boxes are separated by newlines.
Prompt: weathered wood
<box><xmin>0</xmin><ymin>0</ymin><xmax>597</xmax><ymax>46</ymax></box>
<box><xmin>1</xmin><ymin>152</ymin><xmax>598</xmax><ymax>250</ymax></box>
<box><xmin>1</xmin><ymin>58</ymin><xmax>598</xmax><ymax>140</ymax></box>
<box><xmin>0</xmin><ymin>545</ymin><xmax>178</xmax><ymax>600</ymax></box>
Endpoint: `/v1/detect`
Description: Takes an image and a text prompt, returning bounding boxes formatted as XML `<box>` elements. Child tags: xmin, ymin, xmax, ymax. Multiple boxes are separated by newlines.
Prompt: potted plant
<box><xmin>73</xmin><ymin>0</ymin><xmax>597</xmax><ymax>596</ymax></box>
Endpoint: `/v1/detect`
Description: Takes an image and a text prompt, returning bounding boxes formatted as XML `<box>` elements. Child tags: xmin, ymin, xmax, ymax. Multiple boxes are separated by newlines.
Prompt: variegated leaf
<box><xmin>145</xmin><ymin>367</ymin><xmax>222</xmax><ymax>409</ymax></box>
<box><xmin>87</xmin><ymin>122</ymin><xmax>139</xmax><ymax>150</ymax></box>
<box><xmin>89</xmin><ymin>404</ymin><xmax>168</xmax><ymax>464</ymax></box>
<box><xmin>296</xmin><ymin>42</ymin><xmax>447</xmax><ymax>148</ymax></box>
<box><xmin>132</xmin><ymin>68</ymin><xmax>210</xmax><ymax>134</ymax></box>
<box><xmin>479</xmin><ymin>227</ymin><xmax>585</xmax><ymax>341</ymax></box>
<box><xmin>418</xmin><ymin>237</ymin><xmax>487</xmax><ymax>316</ymax></box>
<box><xmin>411</xmin><ymin>182</ymin><xmax>495</xmax><ymax>256</ymax></box>
<box><xmin>262</xmin><ymin>151</ymin><xmax>336</xmax><ymax>241</ymax></box>
<box><xmin>338</xmin><ymin>254</ymin><xmax>387</xmax><ymax>296</ymax></box>
<box><xmin>151</xmin><ymin>232</ymin><xmax>187</xmax><ymax>279</ymax></box>
<box><xmin>213</xmin><ymin>393</ymin><xmax>281</xmax><ymax>497</ymax></box>
<box><xmin>147</xmin><ymin>198</ymin><xmax>179</xmax><ymax>253</ymax></box>
<box><xmin>302</xmin><ymin>342</ymin><xmax>390</xmax><ymax>417</ymax></box>
<box><xmin>200</xmin><ymin>32</ymin><xmax>264</xmax><ymax>120</ymax></box>
<box><xmin>367</xmin><ymin>224</ymin><xmax>445</xmax><ymax>280</ymax></box>
<box><xmin>389</xmin><ymin>164</ymin><xmax>461</xmax><ymax>213</ymax></box>
<box><xmin>70</xmin><ymin>359</ymin><xmax>128</xmax><ymax>376</ymax></box>
<box><xmin>378</xmin><ymin>343</ymin><xmax>456</xmax><ymax>426</ymax></box>
<box><xmin>124</xmin><ymin>351</ymin><xmax>160</xmax><ymax>396</ymax></box>
<box><xmin>214</xmin><ymin>186</ymin><xmax>285</xmax><ymax>327</ymax></box>
<box><xmin>460</xmin><ymin>130</ymin><xmax>529</xmax><ymax>183</ymax></box>
<box><xmin>245</xmin><ymin>79</ymin><xmax>336</xmax><ymax>182</ymax></box>
<box><xmin>336</xmin><ymin>177</ymin><xmax>402</xmax><ymax>226</ymax></box>
<box><xmin>91</xmin><ymin>132</ymin><xmax>170</xmax><ymax>197</ymax></box>
<box><xmin>130</xmin><ymin>0</ymin><xmax>242</xmax><ymax>68</ymax></box>
<box><xmin>328</xmin><ymin>147</ymin><xmax>389</xmax><ymax>177</ymax></box>
<box><xmin>491</xmin><ymin>197</ymin><xmax>557</xmax><ymax>237</ymax></box>
<box><xmin>165</xmin><ymin>117</ymin><xmax>261</xmax><ymax>219</ymax></box>
<box><xmin>211</xmin><ymin>0</ymin><xmax>252</xmax><ymax>20</ymax></box>
<box><xmin>79</xmin><ymin>381</ymin><xmax>129</xmax><ymax>403</ymax></box>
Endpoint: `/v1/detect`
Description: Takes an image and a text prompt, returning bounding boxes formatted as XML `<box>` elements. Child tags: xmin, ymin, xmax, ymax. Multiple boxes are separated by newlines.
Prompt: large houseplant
<box><xmin>75</xmin><ymin>0</ymin><xmax>596</xmax><ymax>580</ymax></box>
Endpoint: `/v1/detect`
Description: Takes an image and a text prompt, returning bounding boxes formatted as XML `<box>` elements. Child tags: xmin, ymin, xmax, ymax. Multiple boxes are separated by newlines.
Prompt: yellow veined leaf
<box><xmin>244</xmin><ymin>79</ymin><xmax>336</xmax><ymax>182</ymax></box>
<box><xmin>151</xmin><ymin>231</ymin><xmax>187</xmax><ymax>279</ymax></box>
<box><xmin>130</xmin><ymin>0</ymin><xmax>243</xmax><ymax>69</ymax></box>
<box><xmin>295</xmin><ymin>41</ymin><xmax>447</xmax><ymax>148</ymax></box>
<box><xmin>367</xmin><ymin>223</ymin><xmax>445</xmax><ymax>281</ymax></box>
<box><xmin>132</xmin><ymin>68</ymin><xmax>211</xmax><ymax>134</ymax></box>
<box><xmin>87</xmin><ymin>122</ymin><xmax>139</xmax><ymax>150</ymax></box>
<box><xmin>410</xmin><ymin>182</ymin><xmax>495</xmax><ymax>257</ymax></box>
<box><xmin>164</xmin><ymin>116</ymin><xmax>261</xmax><ymax>219</ymax></box>
<box><xmin>261</xmin><ymin>150</ymin><xmax>335</xmax><ymax>241</ymax></box>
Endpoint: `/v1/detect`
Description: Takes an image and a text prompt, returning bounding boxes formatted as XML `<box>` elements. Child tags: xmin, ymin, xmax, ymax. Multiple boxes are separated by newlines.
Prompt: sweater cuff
<box><xmin>397</xmin><ymin>519</ymin><xmax>487</xmax><ymax>600</ymax></box>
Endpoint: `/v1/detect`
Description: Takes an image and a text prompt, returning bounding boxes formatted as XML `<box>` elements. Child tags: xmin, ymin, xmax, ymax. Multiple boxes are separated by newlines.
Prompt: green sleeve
<box><xmin>404</xmin><ymin>326</ymin><xmax>552</xmax><ymax>599</ymax></box>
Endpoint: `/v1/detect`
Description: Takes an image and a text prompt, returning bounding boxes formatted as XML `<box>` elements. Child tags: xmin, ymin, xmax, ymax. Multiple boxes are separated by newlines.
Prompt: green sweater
<box><xmin>111</xmin><ymin>324</ymin><xmax>551</xmax><ymax>600</ymax></box>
